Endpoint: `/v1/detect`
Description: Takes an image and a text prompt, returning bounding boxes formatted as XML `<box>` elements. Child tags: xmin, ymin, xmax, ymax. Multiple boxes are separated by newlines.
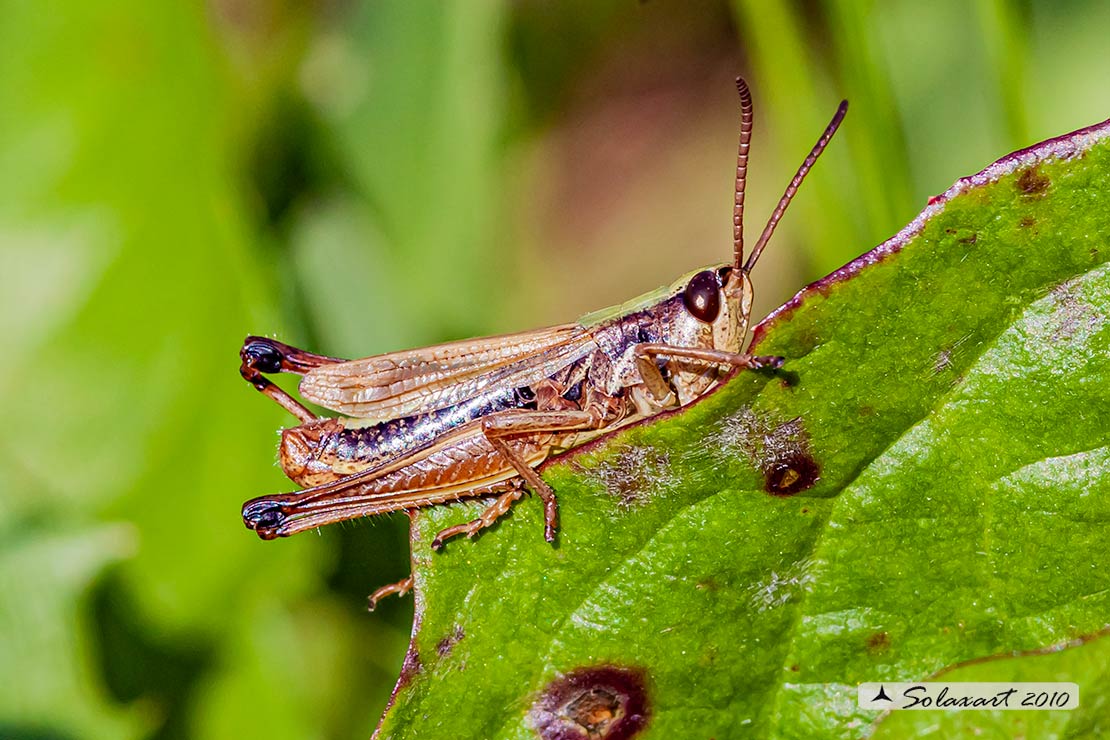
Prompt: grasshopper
<box><xmin>239</xmin><ymin>79</ymin><xmax>847</xmax><ymax>608</ymax></box>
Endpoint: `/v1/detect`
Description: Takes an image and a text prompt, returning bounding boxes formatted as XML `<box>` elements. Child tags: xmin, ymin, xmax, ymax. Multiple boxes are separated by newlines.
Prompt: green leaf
<box><xmin>377</xmin><ymin>120</ymin><xmax>1110</xmax><ymax>738</ymax></box>
<box><xmin>0</xmin><ymin>2</ymin><xmax>358</xmax><ymax>737</ymax></box>
<box><xmin>0</xmin><ymin>523</ymin><xmax>146</xmax><ymax>739</ymax></box>
<box><xmin>870</xmin><ymin>633</ymin><xmax>1110</xmax><ymax>738</ymax></box>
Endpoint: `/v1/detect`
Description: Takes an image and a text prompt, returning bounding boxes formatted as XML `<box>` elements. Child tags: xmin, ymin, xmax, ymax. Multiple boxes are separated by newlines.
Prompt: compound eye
<box><xmin>683</xmin><ymin>270</ymin><xmax>721</xmax><ymax>323</ymax></box>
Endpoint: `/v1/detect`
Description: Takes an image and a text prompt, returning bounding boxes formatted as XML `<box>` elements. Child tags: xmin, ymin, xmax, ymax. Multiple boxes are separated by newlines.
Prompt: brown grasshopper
<box><xmin>239</xmin><ymin>79</ymin><xmax>847</xmax><ymax>608</ymax></box>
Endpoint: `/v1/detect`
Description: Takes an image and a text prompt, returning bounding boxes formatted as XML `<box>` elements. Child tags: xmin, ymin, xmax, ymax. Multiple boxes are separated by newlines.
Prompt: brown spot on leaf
<box><xmin>1017</xmin><ymin>166</ymin><xmax>1050</xmax><ymax>196</ymax></box>
<box><xmin>711</xmin><ymin>411</ymin><xmax>821</xmax><ymax>496</ymax></box>
<box><xmin>696</xmin><ymin>577</ymin><xmax>720</xmax><ymax>592</ymax></box>
<box><xmin>1019</xmin><ymin>215</ymin><xmax>1036</xmax><ymax>228</ymax></box>
<box><xmin>436</xmin><ymin>625</ymin><xmax>464</xmax><ymax>658</ymax></box>
<box><xmin>945</xmin><ymin>227</ymin><xmax>977</xmax><ymax>244</ymax></box>
<box><xmin>765</xmin><ymin>456</ymin><xmax>820</xmax><ymax>496</ymax></box>
<box><xmin>789</xmin><ymin>664</ymin><xmax>800</xmax><ymax>673</ymax></box>
<box><xmin>867</xmin><ymin>631</ymin><xmax>891</xmax><ymax>654</ymax></box>
<box><xmin>532</xmin><ymin>666</ymin><xmax>649</xmax><ymax>740</ymax></box>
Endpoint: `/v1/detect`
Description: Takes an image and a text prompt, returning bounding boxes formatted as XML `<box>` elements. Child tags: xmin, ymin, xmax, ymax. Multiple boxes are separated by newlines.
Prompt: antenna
<box><xmin>733</xmin><ymin>77</ymin><xmax>754</xmax><ymax>271</ymax></box>
<box><xmin>742</xmin><ymin>98</ymin><xmax>849</xmax><ymax>274</ymax></box>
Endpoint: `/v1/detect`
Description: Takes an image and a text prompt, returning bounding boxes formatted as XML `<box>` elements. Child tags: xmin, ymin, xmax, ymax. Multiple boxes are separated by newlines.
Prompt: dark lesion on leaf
<box><xmin>1016</xmin><ymin>166</ymin><xmax>1050</xmax><ymax>197</ymax></box>
<box><xmin>866</xmin><ymin>631</ymin><xmax>892</xmax><ymax>654</ymax></box>
<box><xmin>436</xmin><ymin>625</ymin><xmax>465</xmax><ymax>659</ymax></box>
<box><xmin>713</xmin><ymin>410</ymin><xmax>821</xmax><ymax>496</ymax></box>
<box><xmin>1019</xmin><ymin>215</ymin><xmax>1037</xmax><ymax>228</ymax></box>
<box><xmin>695</xmin><ymin>576</ymin><xmax>720</xmax><ymax>592</ymax></box>
<box><xmin>944</xmin><ymin>226</ymin><xmax>978</xmax><ymax>244</ymax></box>
<box><xmin>764</xmin><ymin>454</ymin><xmax>820</xmax><ymax>496</ymax></box>
<box><xmin>531</xmin><ymin>666</ymin><xmax>649</xmax><ymax>740</ymax></box>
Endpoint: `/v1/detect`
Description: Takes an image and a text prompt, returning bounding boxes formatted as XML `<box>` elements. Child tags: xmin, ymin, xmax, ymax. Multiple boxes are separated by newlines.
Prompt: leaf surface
<box><xmin>0</xmin><ymin>2</ymin><xmax>341</xmax><ymax>736</ymax></box>
<box><xmin>378</xmin><ymin>120</ymin><xmax>1110</xmax><ymax>738</ymax></box>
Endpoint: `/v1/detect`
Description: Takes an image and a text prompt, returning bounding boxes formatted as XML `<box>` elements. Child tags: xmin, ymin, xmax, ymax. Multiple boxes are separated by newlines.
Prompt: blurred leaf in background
<box><xmin>1</xmin><ymin>1</ymin><xmax>1108</xmax><ymax>738</ymax></box>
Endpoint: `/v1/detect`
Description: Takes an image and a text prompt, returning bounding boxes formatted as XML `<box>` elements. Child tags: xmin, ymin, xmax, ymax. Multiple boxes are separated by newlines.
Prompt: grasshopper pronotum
<box><xmin>240</xmin><ymin>79</ymin><xmax>847</xmax><ymax>607</ymax></box>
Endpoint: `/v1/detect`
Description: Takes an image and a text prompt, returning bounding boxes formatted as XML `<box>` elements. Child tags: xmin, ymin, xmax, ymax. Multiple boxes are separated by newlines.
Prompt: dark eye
<box><xmin>683</xmin><ymin>270</ymin><xmax>720</xmax><ymax>322</ymax></box>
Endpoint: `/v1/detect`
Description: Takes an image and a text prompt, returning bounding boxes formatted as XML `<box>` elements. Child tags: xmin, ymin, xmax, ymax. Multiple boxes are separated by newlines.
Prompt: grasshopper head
<box><xmin>676</xmin><ymin>265</ymin><xmax>751</xmax><ymax>354</ymax></box>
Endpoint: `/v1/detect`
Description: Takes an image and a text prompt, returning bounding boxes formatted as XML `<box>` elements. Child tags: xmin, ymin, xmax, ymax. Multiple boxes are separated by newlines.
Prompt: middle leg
<box><xmin>482</xmin><ymin>409</ymin><xmax>602</xmax><ymax>542</ymax></box>
<box><xmin>432</xmin><ymin>486</ymin><xmax>525</xmax><ymax>550</ymax></box>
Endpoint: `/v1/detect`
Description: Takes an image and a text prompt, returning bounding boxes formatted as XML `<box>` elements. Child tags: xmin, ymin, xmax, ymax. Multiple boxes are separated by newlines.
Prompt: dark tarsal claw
<box><xmin>240</xmin><ymin>336</ymin><xmax>286</xmax><ymax>375</ymax></box>
<box><xmin>239</xmin><ymin>336</ymin><xmax>343</xmax><ymax>377</ymax></box>
<box><xmin>752</xmin><ymin>354</ymin><xmax>785</xmax><ymax>370</ymax></box>
<box><xmin>243</xmin><ymin>499</ymin><xmax>287</xmax><ymax>540</ymax></box>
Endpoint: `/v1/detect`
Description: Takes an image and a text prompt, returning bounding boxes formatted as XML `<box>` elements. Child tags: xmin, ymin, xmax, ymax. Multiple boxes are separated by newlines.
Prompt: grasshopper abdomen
<box><xmin>279</xmin><ymin>383</ymin><xmax>547</xmax><ymax>488</ymax></box>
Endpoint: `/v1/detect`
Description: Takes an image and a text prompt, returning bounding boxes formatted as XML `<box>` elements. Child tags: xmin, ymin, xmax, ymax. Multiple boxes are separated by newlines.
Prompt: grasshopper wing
<box><xmin>299</xmin><ymin>324</ymin><xmax>596</xmax><ymax>420</ymax></box>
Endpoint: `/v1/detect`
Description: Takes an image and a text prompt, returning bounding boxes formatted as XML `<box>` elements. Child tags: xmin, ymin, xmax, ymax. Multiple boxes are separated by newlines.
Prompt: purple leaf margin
<box><xmin>750</xmin><ymin>115</ymin><xmax>1110</xmax><ymax>347</ymax></box>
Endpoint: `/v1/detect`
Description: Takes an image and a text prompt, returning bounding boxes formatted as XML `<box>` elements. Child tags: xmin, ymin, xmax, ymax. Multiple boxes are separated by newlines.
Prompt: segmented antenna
<box><xmin>733</xmin><ymin>77</ymin><xmax>754</xmax><ymax>271</ymax></box>
<box><xmin>743</xmin><ymin>99</ymin><xmax>849</xmax><ymax>274</ymax></box>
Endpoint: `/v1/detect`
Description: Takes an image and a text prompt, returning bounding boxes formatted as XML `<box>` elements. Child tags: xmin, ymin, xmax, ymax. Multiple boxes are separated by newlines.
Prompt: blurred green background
<box><xmin>2</xmin><ymin>1</ymin><xmax>1108</xmax><ymax>738</ymax></box>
